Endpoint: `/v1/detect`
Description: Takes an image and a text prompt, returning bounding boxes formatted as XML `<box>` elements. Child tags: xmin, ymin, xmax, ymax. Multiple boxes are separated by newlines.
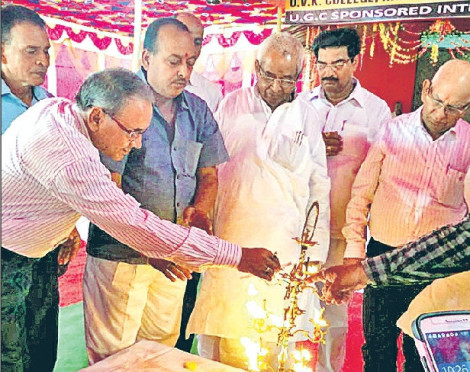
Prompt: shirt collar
<box><xmin>1</xmin><ymin>78</ymin><xmax>50</xmax><ymax>100</ymax></box>
<box><xmin>414</xmin><ymin>106</ymin><xmax>459</xmax><ymax>140</ymax></box>
<box><xmin>308</xmin><ymin>77</ymin><xmax>366</xmax><ymax>107</ymax></box>
<box><xmin>71</xmin><ymin>103</ymin><xmax>92</xmax><ymax>141</ymax></box>
<box><xmin>2</xmin><ymin>79</ymin><xmax>11</xmax><ymax>95</ymax></box>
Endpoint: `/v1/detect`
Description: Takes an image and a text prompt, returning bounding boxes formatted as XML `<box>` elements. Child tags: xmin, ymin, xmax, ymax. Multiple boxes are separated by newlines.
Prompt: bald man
<box><xmin>176</xmin><ymin>12</ymin><xmax>223</xmax><ymax>113</ymax></box>
<box><xmin>342</xmin><ymin>59</ymin><xmax>470</xmax><ymax>372</ymax></box>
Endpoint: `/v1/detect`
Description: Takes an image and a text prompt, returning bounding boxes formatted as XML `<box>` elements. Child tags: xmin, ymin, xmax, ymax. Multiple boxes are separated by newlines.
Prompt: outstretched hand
<box><xmin>237</xmin><ymin>248</ymin><xmax>281</xmax><ymax>281</ymax></box>
<box><xmin>306</xmin><ymin>262</ymin><xmax>369</xmax><ymax>304</ymax></box>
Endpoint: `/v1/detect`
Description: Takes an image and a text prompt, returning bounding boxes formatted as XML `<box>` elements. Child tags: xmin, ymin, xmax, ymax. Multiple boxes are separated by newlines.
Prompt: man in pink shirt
<box><xmin>343</xmin><ymin>59</ymin><xmax>470</xmax><ymax>372</ymax></box>
<box><xmin>1</xmin><ymin>68</ymin><xmax>280</xmax><ymax>372</ymax></box>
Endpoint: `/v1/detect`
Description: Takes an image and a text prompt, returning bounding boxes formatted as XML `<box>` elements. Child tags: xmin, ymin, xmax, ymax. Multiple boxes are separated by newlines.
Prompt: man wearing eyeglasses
<box><xmin>186</xmin><ymin>32</ymin><xmax>331</xmax><ymax>369</ymax></box>
<box><xmin>82</xmin><ymin>17</ymin><xmax>233</xmax><ymax>362</ymax></box>
<box><xmin>2</xmin><ymin>67</ymin><xmax>280</xmax><ymax>371</ymax></box>
<box><xmin>176</xmin><ymin>12</ymin><xmax>223</xmax><ymax>114</ymax></box>
<box><xmin>297</xmin><ymin>28</ymin><xmax>392</xmax><ymax>372</ymax></box>
<box><xmin>341</xmin><ymin>59</ymin><xmax>470</xmax><ymax>372</ymax></box>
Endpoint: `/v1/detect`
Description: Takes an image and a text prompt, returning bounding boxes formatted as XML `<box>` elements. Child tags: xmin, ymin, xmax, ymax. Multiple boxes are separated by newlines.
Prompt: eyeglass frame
<box><xmin>425</xmin><ymin>83</ymin><xmax>469</xmax><ymax>117</ymax></box>
<box><xmin>256</xmin><ymin>64</ymin><xmax>298</xmax><ymax>89</ymax></box>
<box><xmin>315</xmin><ymin>58</ymin><xmax>353</xmax><ymax>72</ymax></box>
<box><xmin>102</xmin><ymin>109</ymin><xmax>145</xmax><ymax>140</ymax></box>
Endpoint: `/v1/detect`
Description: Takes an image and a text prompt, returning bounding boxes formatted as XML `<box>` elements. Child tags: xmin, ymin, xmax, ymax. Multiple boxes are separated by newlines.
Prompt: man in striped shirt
<box><xmin>1</xmin><ymin>68</ymin><xmax>280</xmax><ymax>372</ymax></box>
<box><xmin>342</xmin><ymin>59</ymin><xmax>470</xmax><ymax>372</ymax></box>
<box><xmin>1</xmin><ymin>5</ymin><xmax>78</xmax><ymax>372</ymax></box>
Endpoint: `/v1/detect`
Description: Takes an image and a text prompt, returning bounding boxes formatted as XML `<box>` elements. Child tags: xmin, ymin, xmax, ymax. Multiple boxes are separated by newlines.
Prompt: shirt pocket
<box><xmin>171</xmin><ymin>136</ymin><xmax>203</xmax><ymax>177</ymax></box>
<box><xmin>267</xmin><ymin>133</ymin><xmax>310</xmax><ymax>173</ymax></box>
<box><xmin>340</xmin><ymin>123</ymin><xmax>369</xmax><ymax>161</ymax></box>
<box><xmin>436</xmin><ymin>167</ymin><xmax>466</xmax><ymax>207</ymax></box>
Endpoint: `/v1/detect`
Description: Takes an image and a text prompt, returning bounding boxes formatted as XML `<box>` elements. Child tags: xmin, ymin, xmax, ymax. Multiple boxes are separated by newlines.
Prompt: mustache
<box><xmin>33</xmin><ymin>69</ymin><xmax>47</xmax><ymax>74</ymax></box>
<box><xmin>321</xmin><ymin>77</ymin><xmax>339</xmax><ymax>82</ymax></box>
<box><xmin>172</xmin><ymin>78</ymin><xmax>188</xmax><ymax>86</ymax></box>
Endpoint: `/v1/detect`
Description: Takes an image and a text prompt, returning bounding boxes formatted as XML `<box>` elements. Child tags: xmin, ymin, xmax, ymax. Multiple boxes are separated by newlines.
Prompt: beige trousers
<box><xmin>83</xmin><ymin>255</ymin><xmax>186</xmax><ymax>364</ymax></box>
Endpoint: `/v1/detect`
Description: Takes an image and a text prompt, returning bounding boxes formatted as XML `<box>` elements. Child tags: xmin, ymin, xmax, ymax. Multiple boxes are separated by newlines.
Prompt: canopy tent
<box><xmin>7</xmin><ymin>0</ymin><xmax>280</xmax><ymax>34</ymax></box>
<box><xmin>3</xmin><ymin>0</ymin><xmax>286</xmax><ymax>100</ymax></box>
<box><xmin>3</xmin><ymin>0</ymin><xmax>469</xmax><ymax>112</ymax></box>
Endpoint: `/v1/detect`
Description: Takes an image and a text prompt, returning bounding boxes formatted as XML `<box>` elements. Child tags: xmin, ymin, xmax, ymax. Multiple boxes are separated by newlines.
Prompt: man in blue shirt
<box><xmin>1</xmin><ymin>5</ymin><xmax>52</xmax><ymax>134</ymax></box>
<box><xmin>1</xmin><ymin>5</ymin><xmax>80</xmax><ymax>372</ymax></box>
<box><xmin>83</xmin><ymin>18</ymin><xmax>229</xmax><ymax>363</ymax></box>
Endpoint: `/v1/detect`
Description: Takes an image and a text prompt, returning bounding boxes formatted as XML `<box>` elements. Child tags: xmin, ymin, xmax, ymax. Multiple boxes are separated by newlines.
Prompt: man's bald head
<box><xmin>175</xmin><ymin>12</ymin><xmax>204</xmax><ymax>58</ymax></box>
<box><xmin>420</xmin><ymin>59</ymin><xmax>470</xmax><ymax>140</ymax></box>
<box><xmin>432</xmin><ymin>59</ymin><xmax>470</xmax><ymax>104</ymax></box>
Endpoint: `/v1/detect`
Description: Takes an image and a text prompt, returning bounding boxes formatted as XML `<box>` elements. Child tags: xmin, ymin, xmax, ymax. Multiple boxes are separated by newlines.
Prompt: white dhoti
<box><xmin>83</xmin><ymin>255</ymin><xmax>186</xmax><ymax>364</ymax></box>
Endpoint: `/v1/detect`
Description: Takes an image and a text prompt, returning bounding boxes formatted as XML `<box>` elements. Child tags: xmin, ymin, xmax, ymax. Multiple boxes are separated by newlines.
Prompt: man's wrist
<box><xmin>360</xmin><ymin>259</ymin><xmax>375</xmax><ymax>285</ymax></box>
<box><xmin>191</xmin><ymin>204</ymin><xmax>211</xmax><ymax>217</ymax></box>
<box><xmin>343</xmin><ymin>257</ymin><xmax>362</xmax><ymax>265</ymax></box>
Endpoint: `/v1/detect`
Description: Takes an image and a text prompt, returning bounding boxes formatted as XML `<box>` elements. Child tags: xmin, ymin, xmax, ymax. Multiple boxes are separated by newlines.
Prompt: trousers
<box><xmin>1</xmin><ymin>248</ymin><xmax>59</xmax><ymax>372</ymax></box>
<box><xmin>363</xmin><ymin>238</ymin><xmax>428</xmax><ymax>372</ymax></box>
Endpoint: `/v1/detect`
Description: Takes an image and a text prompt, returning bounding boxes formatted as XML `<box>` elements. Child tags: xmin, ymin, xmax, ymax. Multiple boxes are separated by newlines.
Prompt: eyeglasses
<box><xmin>103</xmin><ymin>110</ymin><xmax>145</xmax><ymax>140</ymax></box>
<box><xmin>426</xmin><ymin>85</ymin><xmax>469</xmax><ymax>116</ymax></box>
<box><xmin>315</xmin><ymin>59</ymin><xmax>351</xmax><ymax>71</ymax></box>
<box><xmin>257</xmin><ymin>65</ymin><xmax>297</xmax><ymax>89</ymax></box>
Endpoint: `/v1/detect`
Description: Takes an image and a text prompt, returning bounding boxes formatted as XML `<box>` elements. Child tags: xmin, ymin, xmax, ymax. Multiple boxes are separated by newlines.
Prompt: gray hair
<box><xmin>256</xmin><ymin>32</ymin><xmax>305</xmax><ymax>75</ymax></box>
<box><xmin>75</xmin><ymin>68</ymin><xmax>154</xmax><ymax>116</ymax></box>
<box><xmin>1</xmin><ymin>5</ymin><xmax>46</xmax><ymax>44</ymax></box>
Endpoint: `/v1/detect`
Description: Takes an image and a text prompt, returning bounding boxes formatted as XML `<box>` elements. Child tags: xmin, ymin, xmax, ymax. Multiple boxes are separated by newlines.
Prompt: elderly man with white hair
<box><xmin>187</xmin><ymin>32</ymin><xmax>331</xmax><ymax>370</ymax></box>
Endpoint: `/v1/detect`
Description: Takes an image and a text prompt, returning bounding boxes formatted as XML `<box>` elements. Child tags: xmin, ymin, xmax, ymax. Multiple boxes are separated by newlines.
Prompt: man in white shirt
<box><xmin>298</xmin><ymin>28</ymin><xmax>391</xmax><ymax>372</ymax></box>
<box><xmin>187</xmin><ymin>32</ymin><xmax>330</xmax><ymax>370</ymax></box>
<box><xmin>1</xmin><ymin>68</ymin><xmax>280</xmax><ymax>372</ymax></box>
<box><xmin>343</xmin><ymin>59</ymin><xmax>470</xmax><ymax>372</ymax></box>
<box><xmin>176</xmin><ymin>12</ymin><xmax>223</xmax><ymax>113</ymax></box>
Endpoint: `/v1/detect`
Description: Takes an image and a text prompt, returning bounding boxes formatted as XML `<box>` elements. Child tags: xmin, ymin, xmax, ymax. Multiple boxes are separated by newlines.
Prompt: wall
<box><xmin>355</xmin><ymin>41</ymin><xmax>417</xmax><ymax>115</ymax></box>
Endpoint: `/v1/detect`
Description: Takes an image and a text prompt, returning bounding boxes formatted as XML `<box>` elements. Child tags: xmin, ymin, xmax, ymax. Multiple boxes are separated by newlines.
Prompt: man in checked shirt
<box><xmin>310</xmin><ymin>214</ymin><xmax>470</xmax><ymax>340</ymax></box>
<box><xmin>314</xmin><ymin>214</ymin><xmax>470</xmax><ymax>298</ymax></box>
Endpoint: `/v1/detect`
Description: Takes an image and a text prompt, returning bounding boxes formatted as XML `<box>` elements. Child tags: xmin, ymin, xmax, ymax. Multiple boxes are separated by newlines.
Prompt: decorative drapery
<box><xmin>42</xmin><ymin>17</ymin><xmax>274</xmax><ymax>100</ymax></box>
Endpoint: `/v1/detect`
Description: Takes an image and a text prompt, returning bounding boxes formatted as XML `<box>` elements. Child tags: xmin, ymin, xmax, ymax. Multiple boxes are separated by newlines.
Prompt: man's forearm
<box><xmin>193</xmin><ymin>166</ymin><xmax>218</xmax><ymax>214</ymax></box>
<box><xmin>363</xmin><ymin>215</ymin><xmax>470</xmax><ymax>285</ymax></box>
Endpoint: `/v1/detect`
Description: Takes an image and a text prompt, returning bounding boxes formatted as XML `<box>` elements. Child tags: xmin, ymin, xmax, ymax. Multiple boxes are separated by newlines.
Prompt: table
<box><xmin>80</xmin><ymin>340</ymin><xmax>246</xmax><ymax>371</ymax></box>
